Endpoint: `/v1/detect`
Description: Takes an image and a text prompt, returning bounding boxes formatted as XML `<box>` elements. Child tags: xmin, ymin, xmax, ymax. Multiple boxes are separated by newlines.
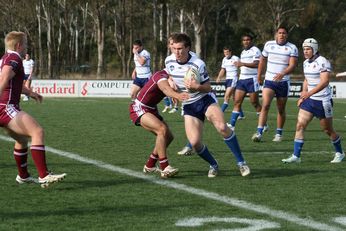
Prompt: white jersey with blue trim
<box><xmin>222</xmin><ymin>55</ymin><xmax>239</xmax><ymax>80</ymax></box>
<box><xmin>262</xmin><ymin>40</ymin><xmax>298</xmax><ymax>81</ymax></box>
<box><xmin>239</xmin><ymin>46</ymin><xmax>261</xmax><ymax>80</ymax></box>
<box><xmin>134</xmin><ymin>49</ymin><xmax>152</xmax><ymax>79</ymax></box>
<box><xmin>165</xmin><ymin>53</ymin><xmax>209</xmax><ymax>105</ymax></box>
<box><xmin>303</xmin><ymin>55</ymin><xmax>332</xmax><ymax>100</ymax></box>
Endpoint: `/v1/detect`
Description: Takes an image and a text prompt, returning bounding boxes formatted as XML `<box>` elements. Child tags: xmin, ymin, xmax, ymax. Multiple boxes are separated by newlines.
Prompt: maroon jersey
<box><xmin>136</xmin><ymin>70</ymin><xmax>169</xmax><ymax>107</ymax></box>
<box><xmin>0</xmin><ymin>51</ymin><xmax>24</xmax><ymax>105</ymax></box>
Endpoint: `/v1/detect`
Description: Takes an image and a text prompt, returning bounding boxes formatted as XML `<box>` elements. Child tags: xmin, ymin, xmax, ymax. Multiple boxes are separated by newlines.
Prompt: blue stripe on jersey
<box><xmin>304</xmin><ymin>73</ymin><xmax>320</xmax><ymax>76</ymax></box>
<box><xmin>267</xmin><ymin>60</ymin><xmax>289</xmax><ymax>66</ymax></box>
<box><xmin>241</xmin><ymin>72</ymin><xmax>256</xmax><ymax>76</ymax></box>
<box><xmin>266</xmin><ymin>51</ymin><xmax>291</xmax><ymax>57</ymax></box>
<box><xmin>241</xmin><ymin>54</ymin><xmax>257</xmax><ymax>59</ymax></box>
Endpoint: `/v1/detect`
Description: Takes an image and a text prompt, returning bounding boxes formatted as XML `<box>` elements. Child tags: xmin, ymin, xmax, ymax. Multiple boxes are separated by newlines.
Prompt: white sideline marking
<box><xmin>0</xmin><ymin>134</ymin><xmax>343</xmax><ymax>231</ymax></box>
<box><xmin>334</xmin><ymin>217</ymin><xmax>346</xmax><ymax>226</ymax></box>
<box><xmin>176</xmin><ymin>216</ymin><xmax>280</xmax><ymax>230</ymax></box>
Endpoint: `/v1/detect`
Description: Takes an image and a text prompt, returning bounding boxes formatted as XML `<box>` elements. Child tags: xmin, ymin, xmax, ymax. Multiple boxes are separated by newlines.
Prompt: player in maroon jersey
<box><xmin>0</xmin><ymin>31</ymin><xmax>66</xmax><ymax>188</ymax></box>
<box><xmin>129</xmin><ymin>70</ymin><xmax>189</xmax><ymax>178</ymax></box>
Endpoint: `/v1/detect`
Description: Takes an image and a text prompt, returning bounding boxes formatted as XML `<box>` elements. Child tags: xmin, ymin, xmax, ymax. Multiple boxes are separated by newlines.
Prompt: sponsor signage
<box><xmin>31</xmin><ymin>80</ymin><xmax>132</xmax><ymax>98</ymax></box>
<box><xmin>31</xmin><ymin>80</ymin><xmax>78</xmax><ymax>97</ymax></box>
<box><xmin>79</xmin><ymin>80</ymin><xmax>131</xmax><ymax>97</ymax></box>
<box><xmin>31</xmin><ymin>80</ymin><xmax>346</xmax><ymax>98</ymax></box>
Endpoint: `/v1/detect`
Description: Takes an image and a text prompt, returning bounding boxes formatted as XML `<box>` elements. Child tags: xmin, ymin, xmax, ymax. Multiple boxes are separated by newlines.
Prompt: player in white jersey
<box><xmin>216</xmin><ymin>47</ymin><xmax>243</xmax><ymax>117</ymax></box>
<box><xmin>228</xmin><ymin>34</ymin><xmax>263</xmax><ymax>129</ymax></box>
<box><xmin>282</xmin><ymin>38</ymin><xmax>344</xmax><ymax>163</ymax></box>
<box><xmin>130</xmin><ymin>39</ymin><xmax>152</xmax><ymax>100</ymax></box>
<box><xmin>22</xmin><ymin>53</ymin><xmax>34</xmax><ymax>101</ymax></box>
<box><xmin>165</xmin><ymin>33</ymin><xmax>250</xmax><ymax>177</ymax></box>
<box><xmin>252</xmin><ymin>26</ymin><xmax>298</xmax><ymax>142</ymax></box>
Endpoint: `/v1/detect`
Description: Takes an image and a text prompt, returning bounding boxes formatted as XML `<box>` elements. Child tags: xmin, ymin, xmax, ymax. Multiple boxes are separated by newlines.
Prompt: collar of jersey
<box><xmin>6</xmin><ymin>49</ymin><xmax>21</xmax><ymax>58</ymax></box>
<box><xmin>176</xmin><ymin>53</ymin><xmax>192</xmax><ymax>65</ymax></box>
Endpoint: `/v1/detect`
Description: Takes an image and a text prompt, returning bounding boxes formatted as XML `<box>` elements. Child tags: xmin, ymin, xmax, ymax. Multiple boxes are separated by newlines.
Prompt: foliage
<box><xmin>0</xmin><ymin>0</ymin><xmax>345</xmax><ymax>78</ymax></box>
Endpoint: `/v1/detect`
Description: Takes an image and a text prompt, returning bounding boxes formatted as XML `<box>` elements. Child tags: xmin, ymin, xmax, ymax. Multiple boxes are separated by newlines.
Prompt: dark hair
<box><xmin>171</xmin><ymin>33</ymin><xmax>191</xmax><ymax>48</ymax></box>
<box><xmin>133</xmin><ymin>39</ymin><xmax>143</xmax><ymax>46</ymax></box>
<box><xmin>223</xmin><ymin>46</ymin><xmax>232</xmax><ymax>51</ymax></box>
<box><xmin>242</xmin><ymin>33</ymin><xmax>253</xmax><ymax>40</ymax></box>
<box><xmin>276</xmin><ymin>25</ymin><xmax>288</xmax><ymax>33</ymax></box>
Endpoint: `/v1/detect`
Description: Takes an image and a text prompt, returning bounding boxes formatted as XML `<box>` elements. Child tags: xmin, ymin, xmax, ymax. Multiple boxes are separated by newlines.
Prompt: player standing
<box><xmin>252</xmin><ymin>26</ymin><xmax>298</xmax><ymax>142</ymax></box>
<box><xmin>22</xmin><ymin>53</ymin><xmax>34</xmax><ymax>101</ymax></box>
<box><xmin>165</xmin><ymin>33</ymin><xmax>250</xmax><ymax>177</ymax></box>
<box><xmin>282</xmin><ymin>38</ymin><xmax>345</xmax><ymax>163</ymax></box>
<box><xmin>228</xmin><ymin>34</ymin><xmax>263</xmax><ymax>129</ymax></box>
<box><xmin>0</xmin><ymin>31</ymin><xmax>66</xmax><ymax>188</ymax></box>
<box><xmin>216</xmin><ymin>46</ymin><xmax>243</xmax><ymax>118</ymax></box>
<box><xmin>130</xmin><ymin>39</ymin><xmax>152</xmax><ymax>100</ymax></box>
<box><xmin>129</xmin><ymin>70</ymin><xmax>189</xmax><ymax>177</ymax></box>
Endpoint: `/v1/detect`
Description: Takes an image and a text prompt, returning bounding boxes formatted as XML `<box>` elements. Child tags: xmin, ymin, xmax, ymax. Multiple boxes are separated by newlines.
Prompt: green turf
<box><xmin>0</xmin><ymin>97</ymin><xmax>345</xmax><ymax>231</ymax></box>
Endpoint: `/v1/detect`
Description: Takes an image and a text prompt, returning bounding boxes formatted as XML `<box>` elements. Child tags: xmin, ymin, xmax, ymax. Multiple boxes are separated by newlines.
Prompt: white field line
<box><xmin>0</xmin><ymin>135</ymin><xmax>343</xmax><ymax>231</ymax></box>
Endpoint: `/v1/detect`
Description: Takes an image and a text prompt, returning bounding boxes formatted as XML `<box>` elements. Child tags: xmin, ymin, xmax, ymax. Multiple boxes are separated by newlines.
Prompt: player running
<box><xmin>129</xmin><ymin>70</ymin><xmax>189</xmax><ymax>178</ymax></box>
<box><xmin>165</xmin><ymin>33</ymin><xmax>250</xmax><ymax>177</ymax></box>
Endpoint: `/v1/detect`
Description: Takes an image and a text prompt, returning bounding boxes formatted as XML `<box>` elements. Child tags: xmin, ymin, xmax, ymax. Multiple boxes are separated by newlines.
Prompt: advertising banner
<box><xmin>31</xmin><ymin>80</ymin><xmax>346</xmax><ymax>98</ymax></box>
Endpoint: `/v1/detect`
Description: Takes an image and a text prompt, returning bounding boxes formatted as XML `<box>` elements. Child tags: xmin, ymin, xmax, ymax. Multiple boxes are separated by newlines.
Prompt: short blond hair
<box><xmin>5</xmin><ymin>31</ymin><xmax>27</xmax><ymax>51</ymax></box>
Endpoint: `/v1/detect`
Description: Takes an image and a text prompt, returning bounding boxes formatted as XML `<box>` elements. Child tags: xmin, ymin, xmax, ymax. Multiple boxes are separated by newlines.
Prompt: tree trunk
<box><xmin>36</xmin><ymin>3</ymin><xmax>44</xmax><ymax>78</ymax></box>
<box><xmin>152</xmin><ymin>0</ymin><xmax>158</xmax><ymax>72</ymax></box>
<box><xmin>96</xmin><ymin>4</ymin><xmax>105</xmax><ymax>79</ymax></box>
<box><xmin>42</xmin><ymin>0</ymin><xmax>54</xmax><ymax>79</ymax></box>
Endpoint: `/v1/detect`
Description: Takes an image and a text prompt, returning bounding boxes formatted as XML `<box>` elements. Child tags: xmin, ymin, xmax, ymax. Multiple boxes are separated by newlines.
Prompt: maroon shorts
<box><xmin>129</xmin><ymin>101</ymin><xmax>162</xmax><ymax>126</ymax></box>
<box><xmin>0</xmin><ymin>104</ymin><xmax>21</xmax><ymax>127</ymax></box>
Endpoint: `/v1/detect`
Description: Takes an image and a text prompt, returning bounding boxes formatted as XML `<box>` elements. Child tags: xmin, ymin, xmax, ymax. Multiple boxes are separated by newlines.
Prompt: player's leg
<box><xmin>221</xmin><ymin>87</ymin><xmax>232</xmax><ymax>112</ymax></box>
<box><xmin>22</xmin><ymin>79</ymin><xmax>30</xmax><ymax>101</ymax></box>
<box><xmin>229</xmin><ymin>89</ymin><xmax>246</xmax><ymax>128</ymax></box>
<box><xmin>249</xmin><ymin>91</ymin><xmax>262</xmax><ymax>114</ymax></box>
<box><xmin>252</xmin><ymin>88</ymin><xmax>275</xmax><ymax>142</ymax></box>
<box><xmin>169</xmin><ymin>98</ymin><xmax>179</xmax><ymax>113</ymax></box>
<box><xmin>184</xmin><ymin>115</ymin><xmax>219</xmax><ymax>176</ymax></box>
<box><xmin>282</xmin><ymin>109</ymin><xmax>313</xmax><ymax>163</ymax></box>
<box><xmin>4</xmin><ymin>128</ymin><xmax>38</xmax><ymax>184</ymax></box>
<box><xmin>6</xmin><ymin>111</ymin><xmax>66</xmax><ymax>187</ymax></box>
<box><xmin>140</xmin><ymin>113</ymin><xmax>178</xmax><ymax>177</ymax></box>
<box><xmin>140</xmin><ymin>113</ymin><xmax>173</xmax><ymax>163</ymax></box>
<box><xmin>162</xmin><ymin>97</ymin><xmax>172</xmax><ymax>112</ymax></box>
<box><xmin>273</xmin><ymin>96</ymin><xmax>288</xmax><ymax>142</ymax></box>
<box><xmin>130</xmin><ymin>84</ymin><xmax>141</xmax><ymax>100</ymax></box>
<box><xmin>206</xmin><ymin>104</ymin><xmax>250</xmax><ymax>176</ymax></box>
<box><xmin>319</xmin><ymin>117</ymin><xmax>345</xmax><ymax>163</ymax></box>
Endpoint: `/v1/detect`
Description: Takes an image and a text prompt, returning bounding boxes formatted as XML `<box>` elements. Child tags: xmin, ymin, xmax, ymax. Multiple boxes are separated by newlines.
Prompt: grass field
<box><xmin>0</xmin><ymin>97</ymin><xmax>346</xmax><ymax>231</ymax></box>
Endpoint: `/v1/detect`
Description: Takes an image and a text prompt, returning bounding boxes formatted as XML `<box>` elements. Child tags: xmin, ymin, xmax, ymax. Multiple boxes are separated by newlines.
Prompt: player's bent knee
<box><xmin>32</xmin><ymin>126</ymin><xmax>45</xmax><ymax>139</ymax></box>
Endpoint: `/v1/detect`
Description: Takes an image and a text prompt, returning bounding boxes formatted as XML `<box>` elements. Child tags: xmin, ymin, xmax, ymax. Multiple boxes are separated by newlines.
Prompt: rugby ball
<box><xmin>184</xmin><ymin>67</ymin><xmax>201</xmax><ymax>83</ymax></box>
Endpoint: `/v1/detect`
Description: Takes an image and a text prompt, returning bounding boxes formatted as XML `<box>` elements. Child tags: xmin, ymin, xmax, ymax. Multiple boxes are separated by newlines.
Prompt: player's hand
<box><xmin>297</xmin><ymin>98</ymin><xmax>303</xmax><ymax>107</ymax></box>
<box><xmin>299</xmin><ymin>91</ymin><xmax>310</xmax><ymax>101</ymax></box>
<box><xmin>184</xmin><ymin>78</ymin><xmax>199</xmax><ymax>92</ymax></box>
<box><xmin>177</xmin><ymin>92</ymin><xmax>190</xmax><ymax>101</ymax></box>
<box><xmin>30</xmin><ymin>92</ymin><xmax>43</xmax><ymax>103</ymax></box>
<box><xmin>257</xmin><ymin>76</ymin><xmax>263</xmax><ymax>85</ymax></box>
<box><xmin>273</xmin><ymin>73</ymin><xmax>284</xmax><ymax>82</ymax></box>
